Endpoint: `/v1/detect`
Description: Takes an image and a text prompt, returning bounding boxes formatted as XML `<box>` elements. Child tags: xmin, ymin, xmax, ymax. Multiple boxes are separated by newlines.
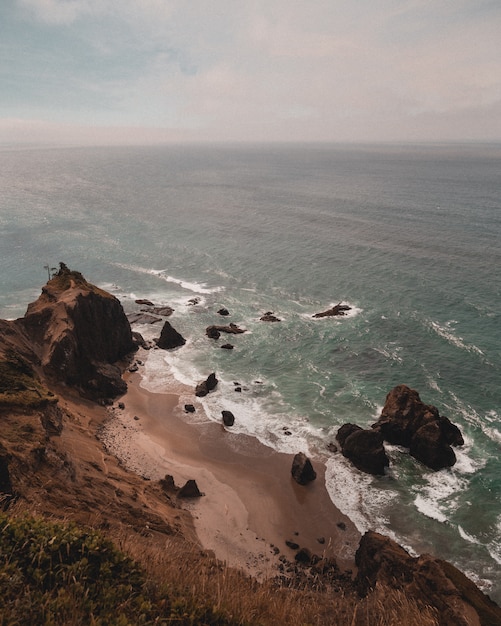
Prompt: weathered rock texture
<box><xmin>195</xmin><ymin>373</ymin><xmax>218</xmax><ymax>397</ymax></box>
<box><xmin>15</xmin><ymin>264</ymin><xmax>136</xmax><ymax>400</ymax></box>
<box><xmin>313</xmin><ymin>303</ymin><xmax>351</xmax><ymax>318</ymax></box>
<box><xmin>373</xmin><ymin>384</ymin><xmax>464</xmax><ymax>470</ymax></box>
<box><xmin>336</xmin><ymin>424</ymin><xmax>389</xmax><ymax>475</ymax></box>
<box><xmin>291</xmin><ymin>452</ymin><xmax>317</xmax><ymax>485</ymax></box>
<box><xmin>356</xmin><ymin>531</ymin><xmax>501</xmax><ymax>626</ymax></box>
<box><xmin>156</xmin><ymin>321</ymin><xmax>186</xmax><ymax>350</ymax></box>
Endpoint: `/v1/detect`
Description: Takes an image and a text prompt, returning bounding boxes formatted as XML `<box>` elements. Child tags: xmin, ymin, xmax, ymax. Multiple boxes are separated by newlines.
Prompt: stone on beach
<box><xmin>222</xmin><ymin>410</ymin><xmax>235</xmax><ymax>427</ymax></box>
<box><xmin>291</xmin><ymin>452</ymin><xmax>317</xmax><ymax>485</ymax></box>
<box><xmin>178</xmin><ymin>479</ymin><xmax>203</xmax><ymax>498</ymax></box>
<box><xmin>336</xmin><ymin>424</ymin><xmax>389</xmax><ymax>475</ymax></box>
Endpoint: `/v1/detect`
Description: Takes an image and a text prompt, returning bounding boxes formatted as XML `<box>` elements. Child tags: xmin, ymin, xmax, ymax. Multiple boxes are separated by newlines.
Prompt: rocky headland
<box><xmin>1</xmin><ymin>265</ymin><xmax>499</xmax><ymax>625</ymax></box>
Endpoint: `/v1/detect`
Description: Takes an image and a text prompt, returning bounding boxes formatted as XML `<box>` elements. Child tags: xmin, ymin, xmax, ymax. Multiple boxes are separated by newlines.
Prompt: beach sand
<box><xmin>99</xmin><ymin>356</ymin><xmax>360</xmax><ymax>579</ymax></box>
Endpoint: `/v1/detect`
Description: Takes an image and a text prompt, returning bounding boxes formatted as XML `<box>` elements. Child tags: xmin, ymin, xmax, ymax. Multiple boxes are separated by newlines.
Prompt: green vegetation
<box><xmin>0</xmin><ymin>351</ymin><xmax>57</xmax><ymax>408</ymax></box>
<box><xmin>0</xmin><ymin>514</ymin><xmax>237</xmax><ymax>626</ymax></box>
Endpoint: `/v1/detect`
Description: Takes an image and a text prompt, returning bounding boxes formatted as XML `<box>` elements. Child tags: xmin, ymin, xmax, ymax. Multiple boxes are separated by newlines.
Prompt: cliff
<box><xmin>0</xmin><ymin>267</ymin><xmax>500</xmax><ymax>625</ymax></box>
<box><xmin>14</xmin><ymin>263</ymin><xmax>136</xmax><ymax>401</ymax></box>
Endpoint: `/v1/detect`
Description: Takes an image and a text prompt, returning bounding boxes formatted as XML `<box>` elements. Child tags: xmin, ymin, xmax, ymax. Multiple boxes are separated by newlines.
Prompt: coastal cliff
<box><xmin>1</xmin><ymin>267</ymin><xmax>500</xmax><ymax>625</ymax></box>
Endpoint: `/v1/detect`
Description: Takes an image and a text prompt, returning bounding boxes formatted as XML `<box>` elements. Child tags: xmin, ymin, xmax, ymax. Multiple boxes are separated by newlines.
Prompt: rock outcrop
<box><xmin>373</xmin><ymin>385</ymin><xmax>464</xmax><ymax>470</ymax></box>
<box><xmin>356</xmin><ymin>531</ymin><xmax>501</xmax><ymax>626</ymax></box>
<box><xmin>336</xmin><ymin>424</ymin><xmax>389</xmax><ymax>475</ymax></box>
<box><xmin>156</xmin><ymin>321</ymin><xmax>186</xmax><ymax>350</ymax></box>
<box><xmin>291</xmin><ymin>452</ymin><xmax>317</xmax><ymax>485</ymax></box>
<box><xmin>313</xmin><ymin>303</ymin><xmax>351</xmax><ymax>318</ymax></box>
<box><xmin>260</xmin><ymin>311</ymin><xmax>281</xmax><ymax>322</ymax></box>
<box><xmin>195</xmin><ymin>373</ymin><xmax>218</xmax><ymax>397</ymax></box>
<box><xmin>15</xmin><ymin>264</ymin><xmax>136</xmax><ymax>400</ymax></box>
<box><xmin>206</xmin><ymin>323</ymin><xmax>246</xmax><ymax>340</ymax></box>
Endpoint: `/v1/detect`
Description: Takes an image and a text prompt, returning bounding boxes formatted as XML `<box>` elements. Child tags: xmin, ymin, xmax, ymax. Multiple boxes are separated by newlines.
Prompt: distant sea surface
<box><xmin>1</xmin><ymin>142</ymin><xmax>500</xmax><ymax>600</ymax></box>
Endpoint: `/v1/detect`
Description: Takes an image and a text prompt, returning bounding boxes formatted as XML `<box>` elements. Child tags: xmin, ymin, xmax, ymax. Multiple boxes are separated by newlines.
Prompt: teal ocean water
<box><xmin>1</xmin><ymin>143</ymin><xmax>500</xmax><ymax>600</ymax></box>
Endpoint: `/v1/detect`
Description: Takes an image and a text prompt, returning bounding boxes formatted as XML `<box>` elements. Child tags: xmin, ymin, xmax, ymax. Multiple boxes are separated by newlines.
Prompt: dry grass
<box><xmin>118</xmin><ymin>528</ymin><xmax>440</xmax><ymax>626</ymax></box>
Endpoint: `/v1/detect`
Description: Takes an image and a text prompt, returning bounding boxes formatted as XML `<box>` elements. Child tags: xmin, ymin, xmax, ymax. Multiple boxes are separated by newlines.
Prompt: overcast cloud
<box><xmin>1</xmin><ymin>0</ymin><xmax>500</xmax><ymax>144</ymax></box>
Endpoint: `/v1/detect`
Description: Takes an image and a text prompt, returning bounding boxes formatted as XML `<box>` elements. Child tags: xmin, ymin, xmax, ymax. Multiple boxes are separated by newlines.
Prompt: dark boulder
<box><xmin>156</xmin><ymin>321</ymin><xmax>186</xmax><ymax>350</ymax></box>
<box><xmin>295</xmin><ymin>547</ymin><xmax>314</xmax><ymax>565</ymax></box>
<box><xmin>313</xmin><ymin>303</ymin><xmax>352</xmax><ymax>318</ymax></box>
<box><xmin>409</xmin><ymin>422</ymin><xmax>457</xmax><ymax>470</ymax></box>
<box><xmin>178</xmin><ymin>479</ymin><xmax>203</xmax><ymax>498</ymax></box>
<box><xmin>373</xmin><ymin>385</ymin><xmax>463</xmax><ymax>470</ymax></box>
<box><xmin>221</xmin><ymin>343</ymin><xmax>234</xmax><ymax>350</ymax></box>
<box><xmin>355</xmin><ymin>531</ymin><xmax>501</xmax><ymax>626</ymax></box>
<box><xmin>291</xmin><ymin>452</ymin><xmax>317</xmax><ymax>485</ymax></box>
<box><xmin>260</xmin><ymin>311</ymin><xmax>281</xmax><ymax>322</ymax></box>
<box><xmin>206</xmin><ymin>323</ymin><xmax>246</xmax><ymax>339</ymax></box>
<box><xmin>337</xmin><ymin>424</ymin><xmax>389</xmax><ymax>475</ymax></box>
<box><xmin>206</xmin><ymin>326</ymin><xmax>221</xmax><ymax>340</ymax></box>
<box><xmin>184</xmin><ymin>404</ymin><xmax>196</xmax><ymax>413</ymax></box>
<box><xmin>135</xmin><ymin>299</ymin><xmax>155</xmax><ymax>306</ymax></box>
<box><xmin>195</xmin><ymin>372</ymin><xmax>218</xmax><ymax>397</ymax></box>
<box><xmin>222</xmin><ymin>410</ymin><xmax>235</xmax><ymax>427</ymax></box>
<box><xmin>217</xmin><ymin>308</ymin><xmax>230</xmax><ymax>316</ymax></box>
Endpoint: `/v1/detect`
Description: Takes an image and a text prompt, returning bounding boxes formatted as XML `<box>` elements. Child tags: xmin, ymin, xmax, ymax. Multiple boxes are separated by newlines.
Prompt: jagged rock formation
<box><xmin>195</xmin><ymin>373</ymin><xmax>218</xmax><ymax>397</ymax></box>
<box><xmin>313</xmin><ymin>303</ymin><xmax>351</xmax><ymax>318</ymax></box>
<box><xmin>373</xmin><ymin>385</ymin><xmax>464</xmax><ymax>470</ymax></box>
<box><xmin>336</xmin><ymin>424</ymin><xmax>389</xmax><ymax>475</ymax></box>
<box><xmin>15</xmin><ymin>263</ymin><xmax>136</xmax><ymax>400</ymax></box>
<box><xmin>260</xmin><ymin>311</ymin><xmax>281</xmax><ymax>322</ymax></box>
<box><xmin>291</xmin><ymin>452</ymin><xmax>317</xmax><ymax>485</ymax></box>
<box><xmin>356</xmin><ymin>531</ymin><xmax>501</xmax><ymax>626</ymax></box>
<box><xmin>206</xmin><ymin>323</ymin><xmax>246</xmax><ymax>340</ymax></box>
<box><xmin>156</xmin><ymin>321</ymin><xmax>186</xmax><ymax>350</ymax></box>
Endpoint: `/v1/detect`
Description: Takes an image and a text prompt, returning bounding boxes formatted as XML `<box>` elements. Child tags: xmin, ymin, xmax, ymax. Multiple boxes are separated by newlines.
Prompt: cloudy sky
<box><xmin>1</xmin><ymin>0</ymin><xmax>500</xmax><ymax>144</ymax></box>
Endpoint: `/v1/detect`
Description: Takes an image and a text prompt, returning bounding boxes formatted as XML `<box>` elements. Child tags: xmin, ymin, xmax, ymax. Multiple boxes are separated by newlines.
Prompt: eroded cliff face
<box><xmin>17</xmin><ymin>263</ymin><xmax>136</xmax><ymax>401</ymax></box>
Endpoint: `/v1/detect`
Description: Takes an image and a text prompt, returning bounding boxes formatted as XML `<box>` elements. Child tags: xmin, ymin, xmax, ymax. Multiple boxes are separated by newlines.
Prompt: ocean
<box><xmin>1</xmin><ymin>142</ymin><xmax>500</xmax><ymax>600</ymax></box>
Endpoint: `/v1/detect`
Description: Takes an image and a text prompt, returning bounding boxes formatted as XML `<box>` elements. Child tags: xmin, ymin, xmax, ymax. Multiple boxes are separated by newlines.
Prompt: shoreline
<box><xmin>99</xmin><ymin>358</ymin><xmax>360</xmax><ymax>578</ymax></box>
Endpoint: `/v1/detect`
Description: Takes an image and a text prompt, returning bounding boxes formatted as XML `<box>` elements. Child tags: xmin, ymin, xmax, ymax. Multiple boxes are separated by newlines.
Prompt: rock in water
<box><xmin>373</xmin><ymin>385</ymin><xmax>464</xmax><ymax>470</ymax></box>
<box><xmin>291</xmin><ymin>452</ymin><xmax>317</xmax><ymax>485</ymax></box>
<box><xmin>222</xmin><ymin>410</ymin><xmax>235</xmax><ymax>427</ymax></box>
<box><xmin>336</xmin><ymin>424</ymin><xmax>389</xmax><ymax>475</ymax></box>
<box><xmin>195</xmin><ymin>372</ymin><xmax>218</xmax><ymax>397</ymax></box>
<box><xmin>156</xmin><ymin>321</ymin><xmax>186</xmax><ymax>350</ymax></box>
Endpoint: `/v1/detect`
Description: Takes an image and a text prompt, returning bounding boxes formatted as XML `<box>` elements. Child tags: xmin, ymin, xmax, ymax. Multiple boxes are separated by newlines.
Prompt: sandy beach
<box><xmin>99</xmin><ymin>353</ymin><xmax>360</xmax><ymax>579</ymax></box>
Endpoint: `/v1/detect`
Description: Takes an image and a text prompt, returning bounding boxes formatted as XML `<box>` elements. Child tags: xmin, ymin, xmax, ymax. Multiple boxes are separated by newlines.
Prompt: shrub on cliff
<box><xmin>0</xmin><ymin>514</ymin><xmax>236</xmax><ymax>625</ymax></box>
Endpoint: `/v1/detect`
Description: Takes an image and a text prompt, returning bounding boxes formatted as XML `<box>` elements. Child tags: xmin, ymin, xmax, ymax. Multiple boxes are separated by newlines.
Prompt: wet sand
<box><xmin>100</xmin><ymin>363</ymin><xmax>360</xmax><ymax>578</ymax></box>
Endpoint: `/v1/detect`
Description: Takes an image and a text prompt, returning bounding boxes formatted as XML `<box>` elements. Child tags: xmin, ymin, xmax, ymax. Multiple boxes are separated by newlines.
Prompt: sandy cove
<box><xmin>99</xmin><ymin>357</ymin><xmax>360</xmax><ymax>579</ymax></box>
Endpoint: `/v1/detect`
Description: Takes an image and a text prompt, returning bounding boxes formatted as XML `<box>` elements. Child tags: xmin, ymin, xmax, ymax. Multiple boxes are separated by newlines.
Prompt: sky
<box><xmin>1</xmin><ymin>0</ymin><xmax>500</xmax><ymax>145</ymax></box>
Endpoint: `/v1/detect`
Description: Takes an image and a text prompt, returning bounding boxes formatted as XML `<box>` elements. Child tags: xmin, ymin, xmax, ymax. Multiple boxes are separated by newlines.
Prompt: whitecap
<box><xmin>414</xmin><ymin>495</ymin><xmax>448</xmax><ymax>523</ymax></box>
<box><xmin>458</xmin><ymin>525</ymin><xmax>480</xmax><ymax>544</ymax></box>
<box><xmin>112</xmin><ymin>262</ymin><xmax>224</xmax><ymax>294</ymax></box>
<box><xmin>325</xmin><ymin>455</ymin><xmax>399</xmax><ymax>535</ymax></box>
<box><xmin>427</xmin><ymin>319</ymin><xmax>484</xmax><ymax>356</ymax></box>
